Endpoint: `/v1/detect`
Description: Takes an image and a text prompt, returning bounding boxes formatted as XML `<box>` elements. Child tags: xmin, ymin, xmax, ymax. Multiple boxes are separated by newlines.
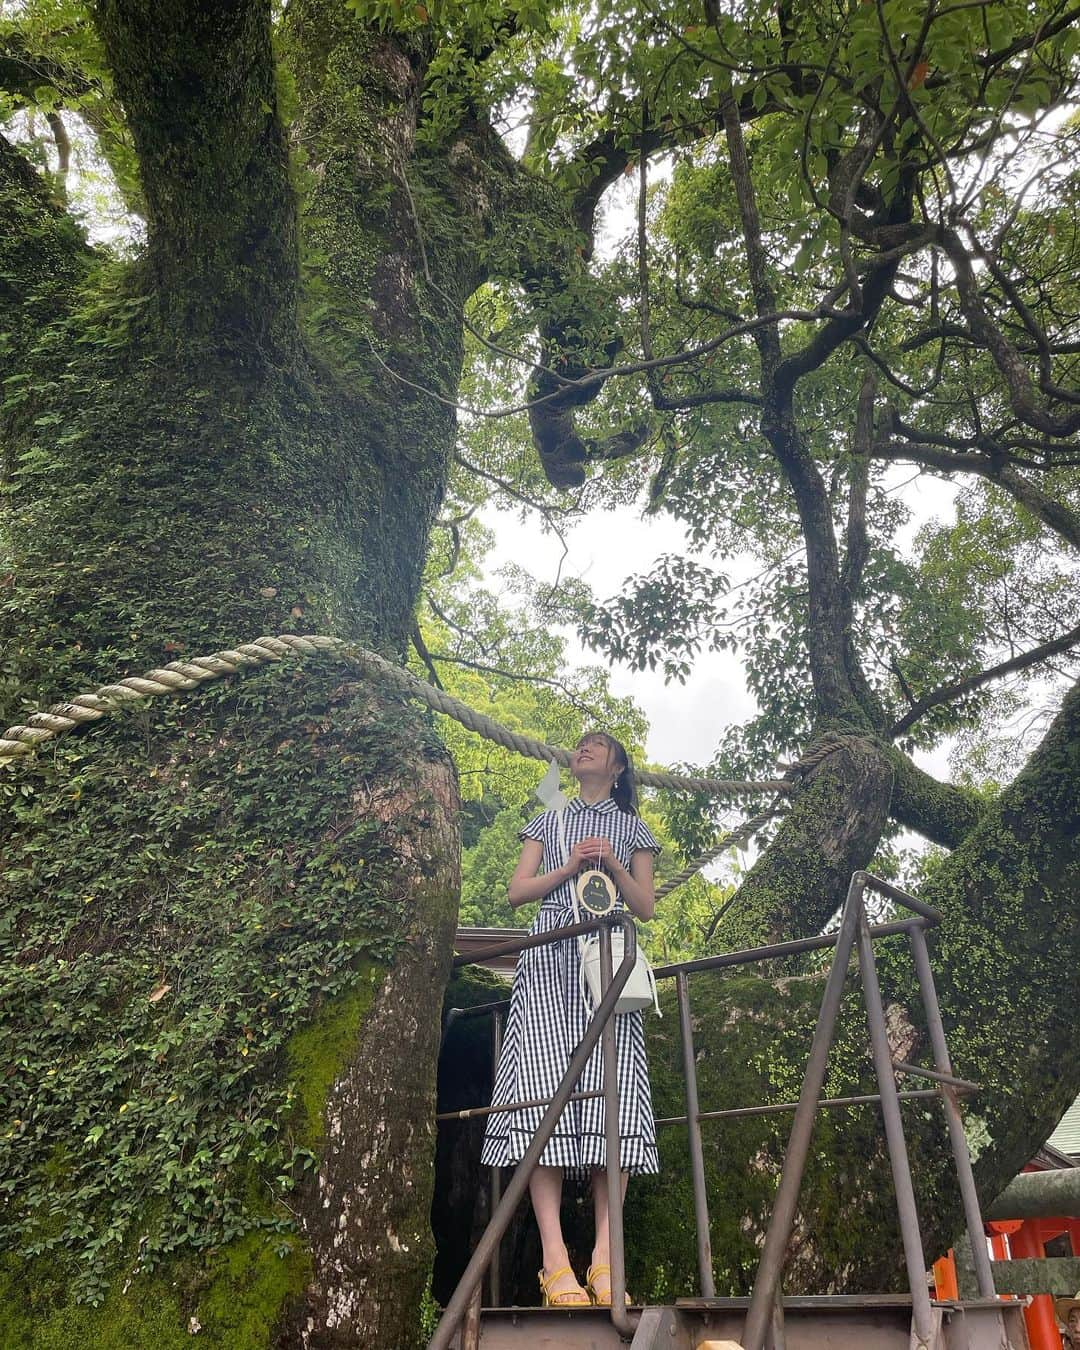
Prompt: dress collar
<box><xmin>569</xmin><ymin>796</ymin><xmax>618</xmax><ymax>815</ymax></box>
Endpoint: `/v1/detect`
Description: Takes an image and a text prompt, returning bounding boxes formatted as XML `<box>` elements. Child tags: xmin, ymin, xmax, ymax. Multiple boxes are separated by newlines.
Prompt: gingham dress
<box><xmin>479</xmin><ymin>797</ymin><xmax>661</xmax><ymax>1177</ymax></box>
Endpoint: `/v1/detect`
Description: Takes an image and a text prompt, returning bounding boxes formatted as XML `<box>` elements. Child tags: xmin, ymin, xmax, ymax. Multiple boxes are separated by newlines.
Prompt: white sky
<box><xmin>480</xmin><ymin>466</ymin><xmax>960</xmax><ymax>783</ymax></box>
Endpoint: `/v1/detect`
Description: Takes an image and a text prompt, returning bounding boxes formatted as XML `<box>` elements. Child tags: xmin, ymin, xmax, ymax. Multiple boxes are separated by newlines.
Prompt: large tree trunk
<box><xmin>0</xmin><ymin>4</ymin><xmax>475</xmax><ymax>1344</ymax></box>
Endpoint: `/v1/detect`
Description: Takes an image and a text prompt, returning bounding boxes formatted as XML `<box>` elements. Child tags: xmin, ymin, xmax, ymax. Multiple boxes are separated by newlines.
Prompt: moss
<box><xmin>0</xmin><ymin>1255</ymin><xmax>190</xmax><ymax>1350</ymax></box>
<box><xmin>194</xmin><ymin>1230</ymin><xmax>311</xmax><ymax>1345</ymax></box>
<box><xmin>286</xmin><ymin>965</ymin><xmax>383</xmax><ymax>1150</ymax></box>
<box><xmin>0</xmin><ymin>1227</ymin><xmax>312</xmax><ymax>1349</ymax></box>
<box><xmin>0</xmin><ymin>663</ymin><xmax>444</xmax><ymax>1323</ymax></box>
<box><xmin>0</xmin><ymin>954</ymin><xmax>405</xmax><ymax>1347</ymax></box>
<box><xmin>719</xmin><ymin>736</ymin><xmax>893</xmax><ymax>951</ymax></box>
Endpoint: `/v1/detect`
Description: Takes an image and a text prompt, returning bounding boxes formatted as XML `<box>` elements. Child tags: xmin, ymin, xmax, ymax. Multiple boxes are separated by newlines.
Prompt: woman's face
<box><xmin>1068</xmin><ymin>1308</ymin><xmax>1080</xmax><ymax>1336</ymax></box>
<box><xmin>571</xmin><ymin>734</ymin><xmax>619</xmax><ymax>781</ymax></box>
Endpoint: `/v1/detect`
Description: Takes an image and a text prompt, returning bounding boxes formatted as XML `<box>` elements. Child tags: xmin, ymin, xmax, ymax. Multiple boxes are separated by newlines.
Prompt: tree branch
<box><xmin>871</xmin><ymin>434</ymin><xmax>1080</xmax><ymax>551</ymax></box>
<box><xmin>891</xmin><ymin>621</ymin><xmax>1080</xmax><ymax>737</ymax></box>
<box><xmin>940</xmin><ymin>227</ymin><xmax>1080</xmax><ymax>439</ymax></box>
<box><xmin>840</xmin><ymin>375</ymin><xmax>875</xmax><ymax>604</ymax></box>
<box><xmin>720</xmin><ymin>80</ymin><xmax>885</xmax><ymax>727</ymax></box>
<box><xmin>423</xmin><ymin>651</ymin><xmax>612</xmax><ymax>720</ymax></box>
<box><xmin>887</xmin><ymin>750</ymin><xmax>985</xmax><ymax>847</ymax></box>
<box><xmin>45</xmin><ymin>113</ymin><xmax>71</xmax><ymax>202</ymax></box>
<box><xmin>96</xmin><ymin>0</ymin><xmax>297</xmax><ymax>350</ymax></box>
<box><xmin>409</xmin><ymin>621</ymin><xmax>444</xmax><ymax>689</ymax></box>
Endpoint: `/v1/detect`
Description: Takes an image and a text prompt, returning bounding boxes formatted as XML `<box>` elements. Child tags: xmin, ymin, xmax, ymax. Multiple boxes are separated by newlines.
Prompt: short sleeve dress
<box><xmin>479</xmin><ymin>797</ymin><xmax>661</xmax><ymax>1177</ymax></box>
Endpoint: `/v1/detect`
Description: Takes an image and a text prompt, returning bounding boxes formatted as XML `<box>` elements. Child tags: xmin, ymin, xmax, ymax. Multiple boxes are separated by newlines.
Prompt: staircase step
<box><xmin>450</xmin><ymin>1296</ymin><xmax>1030</xmax><ymax>1350</ymax></box>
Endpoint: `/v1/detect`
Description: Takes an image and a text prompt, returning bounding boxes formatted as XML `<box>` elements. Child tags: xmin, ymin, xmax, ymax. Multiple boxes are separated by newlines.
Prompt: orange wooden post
<box><xmin>988</xmin><ymin>1219</ymin><xmax>1022</xmax><ymax>1299</ymax></box>
<box><xmin>933</xmin><ymin>1250</ymin><xmax>959</xmax><ymax>1301</ymax></box>
<box><xmin>1010</xmin><ymin>1219</ymin><xmax>1063</xmax><ymax>1350</ymax></box>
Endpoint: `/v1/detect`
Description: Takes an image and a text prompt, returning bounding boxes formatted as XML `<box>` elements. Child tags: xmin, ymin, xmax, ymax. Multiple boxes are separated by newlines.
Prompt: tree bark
<box><xmin>0</xmin><ymin>5</ymin><xmax>480</xmax><ymax>1344</ymax></box>
<box><xmin>718</xmin><ymin>734</ymin><xmax>895</xmax><ymax>949</ymax></box>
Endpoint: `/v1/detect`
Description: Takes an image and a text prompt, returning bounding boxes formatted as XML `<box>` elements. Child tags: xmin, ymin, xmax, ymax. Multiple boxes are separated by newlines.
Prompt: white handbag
<box><xmin>555</xmin><ymin>805</ymin><xmax>661</xmax><ymax>1018</ymax></box>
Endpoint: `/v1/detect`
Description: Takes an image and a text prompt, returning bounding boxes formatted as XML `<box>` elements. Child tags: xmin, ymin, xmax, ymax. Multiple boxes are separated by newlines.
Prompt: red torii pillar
<box><xmin>934</xmin><ymin>1215</ymin><xmax>1078</xmax><ymax>1350</ymax></box>
<box><xmin>1007</xmin><ymin>1218</ymin><xmax>1063</xmax><ymax>1350</ymax></box>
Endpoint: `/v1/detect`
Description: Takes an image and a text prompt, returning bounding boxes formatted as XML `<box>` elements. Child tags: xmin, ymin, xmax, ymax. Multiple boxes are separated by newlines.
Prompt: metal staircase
<box><xmin>431</xmin><ymin>873</ymin><xmax>1030</xmax><ymax>1350</ymax></box>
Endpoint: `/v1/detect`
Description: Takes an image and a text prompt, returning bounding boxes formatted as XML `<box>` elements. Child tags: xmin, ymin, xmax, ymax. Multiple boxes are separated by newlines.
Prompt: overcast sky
<box><xmin>480</xmin><ymin>468</ymin><xmax>960</xmax><ymax>785</ymax></box>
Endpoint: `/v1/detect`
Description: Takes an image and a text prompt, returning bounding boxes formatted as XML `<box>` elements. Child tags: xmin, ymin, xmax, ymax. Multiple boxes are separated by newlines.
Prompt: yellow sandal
<box><xmin>586</xmin><ymin>1263</ymin><xmax>632</xmax><ymax>1307</ymax></box>
<box><xmin>539</xmin><ymin>1265</ymin><xmax>591</xmax><ymax>1307</ymax></box>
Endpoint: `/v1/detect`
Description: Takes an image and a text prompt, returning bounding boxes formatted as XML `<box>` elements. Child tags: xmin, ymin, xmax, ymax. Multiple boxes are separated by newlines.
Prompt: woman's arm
<box><xmin>507</xmin><ymin>836</ymin><xmax>604</xmax><ymax>908</ymax></box>
<box><xmin>601</xmin><ymin>846</ymin><xmax>656</xmax><ymax>922</ymax></box>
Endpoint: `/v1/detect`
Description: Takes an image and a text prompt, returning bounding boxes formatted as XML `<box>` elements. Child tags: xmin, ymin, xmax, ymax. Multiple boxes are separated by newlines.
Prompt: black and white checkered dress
<box><xmin>480</xmin><ymin>797</ymin><xmax>661</xmax><ymax>1177</ymax></box>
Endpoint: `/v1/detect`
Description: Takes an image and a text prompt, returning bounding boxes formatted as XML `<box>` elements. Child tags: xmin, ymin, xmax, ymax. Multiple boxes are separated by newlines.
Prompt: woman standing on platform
<box><xmin>479</xmin><ymin>732</ymin><xmax>661</xmax><ymax>1308</ymax></box>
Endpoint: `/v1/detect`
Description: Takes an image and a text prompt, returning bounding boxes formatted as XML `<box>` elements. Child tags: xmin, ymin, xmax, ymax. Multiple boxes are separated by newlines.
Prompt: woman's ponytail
<box><xmin>608</xmin><ymin>738</ymin><xmax>639</xmax><ymax>815</ymax></box>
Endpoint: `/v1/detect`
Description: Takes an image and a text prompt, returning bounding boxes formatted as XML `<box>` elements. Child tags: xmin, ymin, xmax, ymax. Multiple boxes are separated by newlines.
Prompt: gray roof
<box><xmin>1048</xmin><ymin>1094</ymin><xmax>1080</xmax><ymax>1157</ymax></box>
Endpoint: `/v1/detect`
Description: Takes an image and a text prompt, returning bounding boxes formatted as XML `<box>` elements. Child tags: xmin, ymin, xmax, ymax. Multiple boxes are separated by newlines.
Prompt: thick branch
<box><xmin>96</xmin><ymin>0</ymin><xmax>297</xmax><ymax>350</ymax></box>
<box><xmin>566</xmin><ymin>85</ymin><xmax>781</xmax><ymax>242</ymax></box>
<box><xmin>887</xmin><ymin>751</ymin><xmax>984</xmax><ymax>848</ymax></box>
<box><xmin>871</xmin><ymin>437</ymin><xmax>1080</xmax><ymax>550</ymax></box>
<box><xmin>839</xmin><ymin>374</ymin><xmax>875</xmax><ymax>605</ymax></box>
<box><xmin>891</xmin><ymin>621</ymin><xmax>1080</xmax><ymax>737</ymax></box>
<box><xmin>773</xmin><ymin>250</ymin><xmax>907</xmax><ymax>394</ymax></box>
<box><xmin>716</xmin><ymin>734</ymin><xmax>894</xmax><ymax>950</ymax></box>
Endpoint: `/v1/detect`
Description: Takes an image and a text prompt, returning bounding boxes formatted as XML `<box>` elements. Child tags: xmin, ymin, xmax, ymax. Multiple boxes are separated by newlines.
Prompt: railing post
<box><xmin>461</xmin><ymin>1284</ymin><xmax>481</xmax><ymax>1350</ymax></box>
<box><xmin>488</xmin><ymin>1008</ymin><xmax>503</xmax><ymax>1307</ymax></box>
<box><xmin>742</xmin><ymin>872</ymin><xmax>866</xmax><ymax>1350</ymax></box>
<box><xmin>855</xmin><ymin>909</ymin><xmax>936</xmax><ymax>1349</ymax></box>
<box><xmin>907</xmin><ymin>923</ymin><xmax>996</xmax><ymax>1299</ymax></box>
<box><xmin>600</xmin><ymin>919</ymin><xmax>635</xmax><ymax>1338</ymax></box>
<box><xmin>676</xmin><ymin>970</ymin><xmax>715</xmax><ymax>1297</ymax></box>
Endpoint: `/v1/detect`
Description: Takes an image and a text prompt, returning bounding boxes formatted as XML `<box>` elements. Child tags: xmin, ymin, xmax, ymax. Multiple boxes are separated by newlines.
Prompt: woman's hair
<box><xmin>581</xmin><ymin>731</ymin><xmax>639</xmax><ymax>815</ymax></box>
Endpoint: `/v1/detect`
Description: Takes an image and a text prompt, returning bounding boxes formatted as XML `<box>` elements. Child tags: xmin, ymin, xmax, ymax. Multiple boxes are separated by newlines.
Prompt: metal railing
<box><xmin>431</xmin><ymin>871</ymin><xmax>998</xmax><ymax>1350</ymax></box>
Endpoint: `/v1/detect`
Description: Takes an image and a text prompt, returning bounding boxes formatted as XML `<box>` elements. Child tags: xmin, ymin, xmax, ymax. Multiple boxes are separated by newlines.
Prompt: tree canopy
<box><xmin>2</xmin><ymin>0</ymin><xmax>1079</xmax><ymax>1342</ymax></box>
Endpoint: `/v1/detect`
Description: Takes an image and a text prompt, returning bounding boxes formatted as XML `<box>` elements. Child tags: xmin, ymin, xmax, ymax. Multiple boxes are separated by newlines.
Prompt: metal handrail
<box><xmin>428</xmin><ymin>912</ymin><xmax>639</xmax><ymax>1349</ymax></box>
<box><xmin>434</xmin><ymin>870</ymin><xmax>995</xmax><ymax>1350</ymax></box>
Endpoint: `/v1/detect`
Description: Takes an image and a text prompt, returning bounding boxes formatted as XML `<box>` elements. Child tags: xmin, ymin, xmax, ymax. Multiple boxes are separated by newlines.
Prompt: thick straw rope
<box><xmin>653</xmin><ymin>798</ymin><xmax>786</xmax><ymax>901</ymax></box>
<box><xmin>0</xmin><ymin>633</ymin><xmax>793</xmax><ymax>795</ymax></box>
<box><xmin>0</xmin><ymin>635</ymin><xmax>864</xmax><ymax>897</ymax></box>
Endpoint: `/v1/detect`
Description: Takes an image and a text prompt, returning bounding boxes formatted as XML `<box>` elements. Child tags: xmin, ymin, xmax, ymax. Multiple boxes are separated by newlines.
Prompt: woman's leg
<box><xmin>530</xmin><ymin>1165</ymin><xmax>586</xmax><ymax>1296</ymax></box>
<box><xmin>589</xmin><ymin>1166</ymin><xmax>630</xmax><ymax>1287</ymax></box>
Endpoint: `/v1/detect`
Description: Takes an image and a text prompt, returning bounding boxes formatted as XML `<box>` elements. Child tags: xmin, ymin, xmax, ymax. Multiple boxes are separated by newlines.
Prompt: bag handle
<box><xmin>552</xmin><ymin>795</ymin><xmax>660</xmax><ymax>1018</ymax></box>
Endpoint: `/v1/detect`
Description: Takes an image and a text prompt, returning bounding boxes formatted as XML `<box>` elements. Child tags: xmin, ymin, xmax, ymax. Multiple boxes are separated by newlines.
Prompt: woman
<box><xmin>479</xmin><ymin>732</ymin><xmax>661</xmax><ymax>1308</ymax></box>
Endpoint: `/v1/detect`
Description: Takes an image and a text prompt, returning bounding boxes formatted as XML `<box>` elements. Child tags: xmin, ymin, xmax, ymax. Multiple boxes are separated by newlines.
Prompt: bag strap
<box><xmin>555</xmin><ymin>806</ymin><xmax>599</xmax><ymax>1017</ymax></box>
<box><xmin>556</xmin><ymin>806</ymin><xmax>586</xmax><ymax>932</ymax></box>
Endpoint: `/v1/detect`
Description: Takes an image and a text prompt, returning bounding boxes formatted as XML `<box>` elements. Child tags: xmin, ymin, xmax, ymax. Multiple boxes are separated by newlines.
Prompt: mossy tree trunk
<box><xmin>0</xmin><ymin>3</ymin><xmax>570</xmax><ymax>1346</ymax></box>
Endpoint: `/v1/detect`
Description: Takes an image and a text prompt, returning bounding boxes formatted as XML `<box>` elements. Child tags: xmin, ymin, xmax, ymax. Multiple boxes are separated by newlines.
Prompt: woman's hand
<box><xmin>568</xmin><ymin>836</ymin><xmax>610</xmax><ymax>870</ymax></box>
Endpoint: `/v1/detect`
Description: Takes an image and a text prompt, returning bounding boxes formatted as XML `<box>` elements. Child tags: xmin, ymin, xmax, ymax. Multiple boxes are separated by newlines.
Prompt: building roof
<box><xmin>1048</xmin><ymin>1094</ymin><xmax>1080</xmax><ymax>1158</ymax></box>
<box><xmin>453</xmin><ymin>927</ymin><xmax>520</xmax><ymax>976</ymax></box>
